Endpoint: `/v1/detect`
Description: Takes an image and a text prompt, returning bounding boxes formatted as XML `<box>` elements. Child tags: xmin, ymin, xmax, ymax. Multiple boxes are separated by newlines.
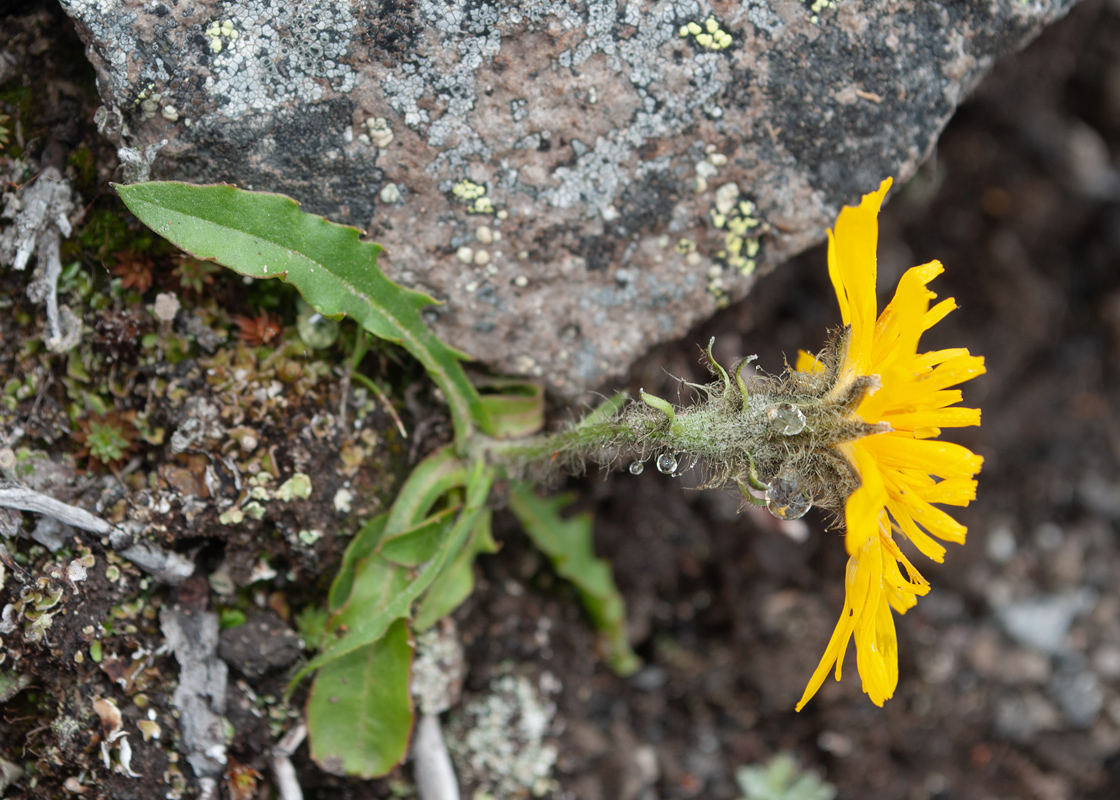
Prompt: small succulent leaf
<box><xmin>735</xmin><ymin>753</ymin><xmax>836</xmax><ymax>800</ymax></box>
<box><xmin>508</xmin><ymin>484</ymin><xmax>640</xmax><ymax>675</ymax></box>
<box><xmin>328</xmin><ymin>512</ymin><xmax>388</xmax><ymax>611</ymax></box>
<box><xmin>413</xmin><ymin>508</ymin><xmax>498</xmax><ymax>631</ymax></box>
<box><xmin>379</xmin><ymin>505</ymin><xmax>462</xmax><ymax>567</ymax></box>
<box><xmin>114</xmin><ymin>181</ymin><xmax>489</xmax><ymax>446</ymax></box>
<box><xmin>306</xmin><ymin>617</ymin><xmax>414</xmax><ymax>778</ymax></box>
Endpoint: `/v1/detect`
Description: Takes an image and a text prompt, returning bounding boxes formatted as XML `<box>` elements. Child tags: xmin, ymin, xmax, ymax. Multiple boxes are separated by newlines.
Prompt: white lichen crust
<box><xmin>446</xmin><ymin>671</ymin><xmax>558</xmax><ymax>799</ymax></box>
<box><xmin>60</xmin><ymin>0</ymin><xmax>1080</xmax><ymax>394</ymax></box>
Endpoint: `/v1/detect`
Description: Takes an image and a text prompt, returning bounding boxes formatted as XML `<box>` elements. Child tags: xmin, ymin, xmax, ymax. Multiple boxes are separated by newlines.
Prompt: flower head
<box><xmin>794</xmin><ymin>177</ymin><xmax>985</xmax><ymax>710</ymax></box>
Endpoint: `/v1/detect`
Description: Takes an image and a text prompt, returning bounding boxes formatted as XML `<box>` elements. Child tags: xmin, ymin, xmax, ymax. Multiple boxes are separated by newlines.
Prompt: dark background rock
<box><xmin>218</xmin><ymin>610</ymin><xmax>302</xmax><ymax>678</ymax></box>
<box><xmin>60</xmin><ymin>0</ymin><xmax>1082</xmax><ymax>393</ymax></box>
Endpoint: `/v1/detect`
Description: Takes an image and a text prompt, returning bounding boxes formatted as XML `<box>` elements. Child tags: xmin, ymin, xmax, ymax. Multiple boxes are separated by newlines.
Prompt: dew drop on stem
<box><xmin>629</xmin><ymin>461</ymin><xmax>645</xmax><ymax>475</ymax></box>
<box><xmin>656</xmin><ymin>453</ymin><xmax>678</xmax><ymax>475</ymax></box>
<box><xmin>765</xmin><ymin>465</ymin><xmax>812</xmax><ymax>520</ymax></box>
<box><xmin>766</xmin><ymin>403</ymin><xmax>807</xmax><ymax>436</ymax></box>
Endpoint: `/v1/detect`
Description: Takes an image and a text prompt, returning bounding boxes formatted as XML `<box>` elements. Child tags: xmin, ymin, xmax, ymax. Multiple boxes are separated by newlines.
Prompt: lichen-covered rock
<box><xmin>61</xmin><ymin>0</ymin><xmax>1080</xmax><ymax>394</ymax></box>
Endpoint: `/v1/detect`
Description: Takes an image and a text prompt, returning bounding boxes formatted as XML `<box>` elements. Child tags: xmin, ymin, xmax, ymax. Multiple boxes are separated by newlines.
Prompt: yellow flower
<box><xmin>794</xmin><ymin>177</ymin><xmax>985</xmax><ymax>710</ymax></box>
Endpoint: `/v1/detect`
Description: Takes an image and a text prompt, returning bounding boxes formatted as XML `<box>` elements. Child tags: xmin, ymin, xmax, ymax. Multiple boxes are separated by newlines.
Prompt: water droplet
<box><xmin>629</xmin><ymin>461</ymin><xmax>645</xmax><ymax>475</ymax></box>
<box><xmin>766</xmin><ymin>466</ymin><xmax>812</xmax><ymax>520</ymax></box>
<box><xmin>656</xmin><ymin>454</ymin><xmax>678</xmax><ymax>474</ymax></box>
<box><xmin>296</xmin><ymin>299</ymin><xmax>340</xmax><ymax>349</ymax></box>
<box><xmin>766</xmin><ymin>403</ymin><xmax>807</xmax><ymax>436</ymax></box>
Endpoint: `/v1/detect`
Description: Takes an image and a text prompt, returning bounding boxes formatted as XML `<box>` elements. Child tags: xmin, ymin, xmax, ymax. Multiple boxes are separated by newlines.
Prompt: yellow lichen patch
<box><xmin>452</xmin><ymin>180</ymin><xmax>496</xmax><ymax>215</ymax></box>
<box><xmin>711</xmin><ymin>198</ymin><xmax>768</xmax><ymax>276</ymax></box>
<box><xmin>678</xmin><ymin>16</ymin><xmax>733</xmax><ymax>51</ymax></box>
<box><xmin>674</xmin><ymin>238</ymin><xmax>697</xmax><ymax>254</ymax></box>
<box><xmin>205</xmin><ymin>19</ymin><xmax>239</xmax><ymax>54</ymax></box>
<box><xmin>808</xmin><ymin>0</ymin><xmax>838</xmax><ymax>25</ymax></box>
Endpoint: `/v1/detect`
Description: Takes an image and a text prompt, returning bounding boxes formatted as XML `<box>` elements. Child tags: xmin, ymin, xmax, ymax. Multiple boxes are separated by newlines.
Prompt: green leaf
<box><xmin>477</xmin><ymin>379</ymin><xmax>545</xmax><ymax>439</ymax></box>
<box><xmin>413</xmin><ymin>508</ymin><xmax>498</xmax><ymax>631</ymax></box>
<box><xmin>306</xmin><ymin>617</ymin><xmax>414</xmax><ymax>778</ymax></box>
<box><xmin>289</xmin><ymin>459</ymin><xmax>493</xmax><ymax>691</ymax></box>
<box><xmin>114</xmin><ymin>182</ymin><xmax>490</xmax><ymax>447</ymax></box>
<box><xmin>385</xmin><ymin>446</ymin><xmax>468</xmax><ymax>532</ymax></box>
<box><xmin>379</xmin><ymin>505</ymin><xmax>462</xmax><ymax>567</ymax></box>
<box><xmin>509</xmin><ymin>484</ymin><xmax>640</xmax><ymax>676</ymax></box>
<box><xmin>324</xmin><ymin>554</ymin><xmax>412</xmax><ymax>637</ymax></box>
<box><xmin>328</xmin><ymin>512</ymin><xmax>388</xmax><ymax>611</ymax></box>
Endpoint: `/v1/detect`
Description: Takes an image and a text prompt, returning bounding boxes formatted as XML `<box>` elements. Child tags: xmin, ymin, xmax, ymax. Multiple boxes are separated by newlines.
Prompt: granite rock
<box><xmin>61</xmin><ymin>0</ymin><xmax>1081</xmax><ymax>393</ymax></box>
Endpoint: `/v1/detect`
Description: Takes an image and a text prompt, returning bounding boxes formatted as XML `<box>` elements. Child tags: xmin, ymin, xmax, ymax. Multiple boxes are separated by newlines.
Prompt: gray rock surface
<box><xmin>61</xmin><ymin>0</ymin><xmax>1081</xmax><ymax>393</ymax></box>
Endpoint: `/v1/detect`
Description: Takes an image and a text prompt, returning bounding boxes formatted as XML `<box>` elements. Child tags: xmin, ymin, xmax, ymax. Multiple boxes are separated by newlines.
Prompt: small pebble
<box><xmin>474</xmin><ymin>250</ymin><xmax>491</xmax><ymax>266</ymax></box>
<box><xmin>695</xmin><ymin>160</ymin><xmax>718</xmax><ymax>178</ymax></box>
<box><xmin>513</xmin><ymin>275</ymin><xmax>529</xmax><ymax>287</ymax></box>
<box><xmin>456</xmin><ymin>246</ymin><xmax>474</xmax><ymax>264</ymax></box>
<box><xmin>153</xmin><ymin>292</ymin><xmax>180</xmax><ymax>322</ymax></box>
<box><xmin>379</xmin><ymin>183</ymin><xmax>402</xmax><ymax>204</ymax></box>
<box><xmin>476</xmin><ymin>225</ymin><xmax>493</xmax><ymax>244</ymax></box>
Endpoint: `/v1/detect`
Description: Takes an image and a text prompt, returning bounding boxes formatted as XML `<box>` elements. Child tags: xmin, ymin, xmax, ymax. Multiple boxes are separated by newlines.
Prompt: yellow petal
<box><xmin>884</xmin><ymin>407</ymin><xmax>981</xmax><ymax>431</ymax></box>
<box><xmin>917</xmin><ymin>354</ymin><xmax>987</xmax><ymax>392</ymax></box>
<box><xmin>886</xmin><ymin>497</ymin><xmax>947</xmax><ymax>562</ymax></box>
<box><xmin>923</xmin><ymin>297</ymin><xmax>957</xmax><ymax>331</ymax></box>
<box><xmin>914</xmin><ymin>347</ymin><xmax>969</xmax><ymax>370</ymax></box>
<box><xmin>795</xmin><ymin>552</ymin><xmax>862</xmax><ymax>711</ymax></box>
<box><xmin>890</xmin><ymin>488</ymin><xmax>969</xmax><ymax>544</ymax></box>
<box><xmin>918</xmin><ymin>477</ymin><xmax>978</xmax><ymax>506</ymax></box>
<box><xmin>828</xmin><ymin>178</ymin><xmax>892</xmax><ymax>375</ymax></box>
<box><xmin>844</xmin><ymin>445</ymin><xmax>888</xmax><ymax>555</ymax></box>
<box><xmin>861</xmin><ymin>435</ymin><xmax>984</xmax><ymax>480</ymax></box>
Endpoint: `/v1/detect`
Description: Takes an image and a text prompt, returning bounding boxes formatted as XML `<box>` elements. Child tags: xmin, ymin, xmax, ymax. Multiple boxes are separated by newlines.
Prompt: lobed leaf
<box><xmin>114</xmin><ymin>181</ymin><xmax>490</xmax><ymax>446</ymax></box>
<box><xmin>509</xmin><ymin>484</ymin><xmax>640</xmax><ymax>675</ymax></box>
